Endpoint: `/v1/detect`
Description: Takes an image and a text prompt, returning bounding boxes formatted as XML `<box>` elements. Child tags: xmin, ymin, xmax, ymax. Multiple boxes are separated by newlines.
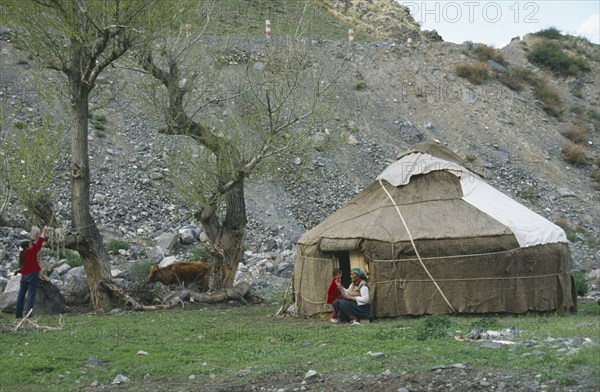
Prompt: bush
<box><xmin>572</xmin><ymin>272</ymin><xmax>589</xmax><ymax>296</ymax></box>
<box><xmin>107</xmin><ymin>239</ymin><xmax>130</xmax><ymax>254</ymax></box>
<box><xmin>471</xmin><ymin>316</ymin><xmax>499</xmax><ymax>330</ymax></box>
<box><xmin>59</xmin><ymin>249</ymin><xmax>82</xmax><ymax>267</ymax></box>
<box><xmin>533</xmin><ymin>79</ymin><xmax>562</xmax><ymax>117</ymax></box>
<box><xmin>473</xmin><ymin>44</ymin><xmax>506</xmax><ymax>65</ymax></box>
<box><xmin>190</xmin><ymin>246</ymin><xmax>211</xmax><ymax>261</ymax></box>
<box><xmin>415</xmin><ymin>315</ymin><xmax>452</xmax><ymax>341</ymax></box>
<box><xmin>129</xmin><ymin>260</ymin><xmax>156</xmax><ymax>282</ymax></box>
<box><xmin>561</xmin><ymin>141</ymin><xmax>588</xmax><ymax>165</ymax></box>
<box><xmin>534</xmin><ymin>27</ymin><xmax>563</xmax><ymax>40</ymax></box>
<box><xmin>455</xmin><ymin>62</ymin><xmax>490</xmax><ymax>85</ymax></box>
<box><xmin>562</xmin><ymin>123</ymin><xmax>589</xmax><ymax>144</ymax></box>
<box><xmin>527</xmin><ymin>40</ymin><xmax>590</xmax><ymax>76</ymax></box>
<box><xmin>498</xmin><ymin>67</ymin><xmax>535</xmax><ymax>91</ymax></box>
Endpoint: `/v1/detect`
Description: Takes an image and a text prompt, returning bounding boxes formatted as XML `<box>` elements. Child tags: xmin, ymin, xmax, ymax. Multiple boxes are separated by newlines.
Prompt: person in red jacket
<box><xmin>326</xmin><ymin>268</ymin><xmax>344</xmax><ymax>322</ymax></box>
<box><xmin>15</xmin><ymin>226</ymin><xmax>47</xmax><ymax>318</ymax></box>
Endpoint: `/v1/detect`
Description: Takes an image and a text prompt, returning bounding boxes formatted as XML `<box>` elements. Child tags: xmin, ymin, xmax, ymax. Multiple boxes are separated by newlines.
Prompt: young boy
<box><xmin>326</xmin><ymin>268</ymin><xmax>343</xmax><ymax>322</ymax></box>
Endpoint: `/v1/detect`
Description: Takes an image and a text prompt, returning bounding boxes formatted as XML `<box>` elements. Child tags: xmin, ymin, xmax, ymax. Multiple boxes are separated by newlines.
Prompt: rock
<box><xmin>60</xmin><ymin>267</ymin><xmax>90</xmax><ymax>305</ymax></box>
<box><xmin>304</xmin><ymin>369</ymin><xmax>320</xmax><ymax>380</ymax></box>
<box><xmin>235</xmin><ymin>368</ymin><xmax>252</xmax><ymax>377</ymax></box>
<box><xmin>146</xmin><ymin>246</ymin><xmax>166</xmax><ymax>263</ymax></box>
<box><xmin>178</xmin><ymin>228</ymin><xmax>196</xmax><ymax>245</ymax></box>
<box><xmin>86</xmin><ymin>358</ymin><xmax>103</xmax><ymax>367</ymax></box>
<box><xmin>112</xmin><ymin>374</ymin><xmax>130</xmax><ymax>384</ymax></box>
<box><xmin>33</xmin><ymin>280</ymin><xmax>66</xmax><ymax>315</ymax></box>
<box><xmin>481</xmin><ymin>342</ymin><xmax>504</xmax><ymax>349</ymax></box>
<box><xmin>557</xmin><ymin>188</ymin><xmax>576</xmax><ymax>198</ymax></box>
<box><xmin>487</xmin><ymin>60</ymin><xmax>507</xmax><ymax>73</ymax></box>
<box><xmin>137</xmin><ymin>350</ymin><xmax>148</xmax><ymax>355</ymax></box>
<box><xmin>0</xmin><ymin>276</ymin><xmax>64</xmax><ymax>314</ymax></box>
<box><xmin>54</xmin><ymin>263</ymin><xmax>71</xmax><ymax>276</ymax></box>
<box><xmin>155</xmin><ymin>232</ymin><xmax>180</xmax><ymax>251</ymax></box>
<box><xmin>367</xmin><ymin>351</ymin><xmax>384</xmax><ymax>357</ymax></box>
<box><xmin>158</xmin><ymin>256</ymin><xmax>178</xmax><ymax>268</ymax></box>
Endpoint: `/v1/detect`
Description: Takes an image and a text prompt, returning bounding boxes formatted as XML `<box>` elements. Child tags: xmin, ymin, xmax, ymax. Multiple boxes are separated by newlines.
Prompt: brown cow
<box><xmin>148</xmin><ymin>262</ymin><xmax>211</xmax><ymax>291</ymax></box>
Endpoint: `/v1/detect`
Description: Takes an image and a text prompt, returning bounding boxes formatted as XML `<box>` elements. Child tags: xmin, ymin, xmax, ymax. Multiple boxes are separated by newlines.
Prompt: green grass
<box><xmin>1</xmin><ymin>302</ymin><xmax>598</xmax><ymax>391</ymax></box>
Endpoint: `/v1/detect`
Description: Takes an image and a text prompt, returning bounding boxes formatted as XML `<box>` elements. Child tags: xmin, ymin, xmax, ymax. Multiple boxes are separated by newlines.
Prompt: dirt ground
<box><xmin>82</xmin><ymin>367</ymin><xmax>597</xmax><ymax>392</ymax></box>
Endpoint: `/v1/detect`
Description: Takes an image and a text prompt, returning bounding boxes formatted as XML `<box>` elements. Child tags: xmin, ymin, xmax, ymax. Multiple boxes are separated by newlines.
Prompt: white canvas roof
<box><xmin>377</xmin><ymin>152</ymin><xmax>567</xmax><ymax>247</ymax></box>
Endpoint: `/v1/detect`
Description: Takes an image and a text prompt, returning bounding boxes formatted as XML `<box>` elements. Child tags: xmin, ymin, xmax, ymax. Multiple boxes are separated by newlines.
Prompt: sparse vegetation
<box><xmin>415</xmin><ymin>315</ymin><xmax>452</xmax><ymax>341</ymax></box>
<box><xmin>59</xmin><ymin>249</ymin><xmax>82</xmax><ymax>267</ymax></box>
<box><xmin>472</xmin><ymin>44</ymin><xmax>506</xmax><ymax>65</ymax></box>
<box><xmin>455</xmin><ymin>62</ymin><xmax>491</xmax><ymax>85</ymax></box>
<box><xmin>572</xmin><ymin>271</ymin><xmax>589</xmax><ymax>296</ymax></box>
<box><xmin>533</xmin><ymin>27</ymin><xmax>563</xmax><ymax>40</ymax></box>
<box><xmin>129</xmin><ymin>260</ymin><xmax>156</xmax><ymax>282</ymax></box>
<box><xmin>190</xmin><ymin>246</ymin><xmax>211</xmax><ymax>261</ymax></box>
<box><xmin>519</xmin><ymin>187</ymin><xmax>536</xmax><ymax>203</ymax></box>
<box><xmin>562</xmin><ymin>123</ymin><xmax>589</xmax><ymax>144</ymax></box>
<box><xmin>498</xmin><ymin>67</ymin><xmax>535</xmax><ymax>92</ymax></box>
<box><xmin>532</xmin><ymin>78</ymin><xmax>562</xmax><ymax>117</ymax></box>
<box><xmin>527</xmin><ymin>40</ymin><xmax>590</xmax><ymax>76</ymax></box>
<box><xmin>561</xmin><ymin>141</ymin><xmax>588</xmax><ymax>165</ymax></box>
<box><xmin>107</xmin><ymin>239</ymin><xmax>130</xmax><ymax>254</ymax></box>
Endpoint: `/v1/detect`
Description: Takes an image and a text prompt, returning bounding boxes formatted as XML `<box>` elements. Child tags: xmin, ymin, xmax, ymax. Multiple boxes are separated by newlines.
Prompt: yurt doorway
<box><xmin>335</xmin><ymin>250</ymin><xmax>366</xmax><ymax>287</ymax></box>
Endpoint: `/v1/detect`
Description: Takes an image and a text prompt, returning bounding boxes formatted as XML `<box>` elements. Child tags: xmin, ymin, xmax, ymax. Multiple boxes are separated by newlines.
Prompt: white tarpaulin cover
<box><xmin>377</xmin><ymin>152</ymin><xmax>567</xmax><ymax>247</ymax></box>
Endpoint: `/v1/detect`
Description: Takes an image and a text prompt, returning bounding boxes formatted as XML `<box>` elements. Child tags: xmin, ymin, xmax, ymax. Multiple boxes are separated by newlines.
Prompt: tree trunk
<box><xmin>68</xmin><ymin>48</ymin><xmax>113</xmax><ymax>310</ymax></box>
<box><xmin>208</xmin><ymin>180</ymin><xmax>247</xmax><ymax>290</ymax></box>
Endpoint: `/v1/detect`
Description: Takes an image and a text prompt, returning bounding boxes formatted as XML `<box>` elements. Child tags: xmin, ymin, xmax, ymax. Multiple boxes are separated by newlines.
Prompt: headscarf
<box><xmin>351</xmin><ymin>268</ymin><xmax>368</xmax><ymax>282</ymax></box>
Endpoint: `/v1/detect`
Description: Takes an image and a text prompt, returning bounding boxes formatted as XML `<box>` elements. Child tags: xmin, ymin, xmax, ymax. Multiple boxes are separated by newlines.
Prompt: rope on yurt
<box><xmin>366</xmin><ymin>247</ymin><xmax>521</xmax><ymax>262</ymax></box>
<box><xmin>378</xmin><ymin>179</ymin><xmax>457</xmax><ymax>314</ymax></box>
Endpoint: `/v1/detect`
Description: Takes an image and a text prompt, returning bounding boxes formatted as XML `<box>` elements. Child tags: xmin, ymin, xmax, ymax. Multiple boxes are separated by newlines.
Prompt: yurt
<box><xmin>293</xmin><ymin>141</ymin><xmax>576</xmax><ymax>317</ymax></box>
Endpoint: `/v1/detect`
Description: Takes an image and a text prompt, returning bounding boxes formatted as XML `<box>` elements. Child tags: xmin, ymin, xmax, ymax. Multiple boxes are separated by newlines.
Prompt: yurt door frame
<box><xmin>335</xmin><ymin>250</ymin><xmax>366</xmax><ymax>287</ymax></box>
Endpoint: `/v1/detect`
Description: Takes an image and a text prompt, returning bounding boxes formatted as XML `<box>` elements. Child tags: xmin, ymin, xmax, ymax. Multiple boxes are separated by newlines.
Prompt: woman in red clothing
<box><xmin>15</xmin><ymin>226</ymin><xmax>47</xmax><ymax>318</ymax></box>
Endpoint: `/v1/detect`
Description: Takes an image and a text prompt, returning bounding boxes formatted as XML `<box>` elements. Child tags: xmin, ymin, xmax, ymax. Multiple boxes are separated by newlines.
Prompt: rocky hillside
<box><xmin>0</xmin><ymin>1</ymin><xmax>599</xmax><ymax>293</ymax></box>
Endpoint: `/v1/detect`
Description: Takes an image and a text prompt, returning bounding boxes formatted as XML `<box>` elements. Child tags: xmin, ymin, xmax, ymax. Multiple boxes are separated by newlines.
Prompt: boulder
<box><xmin>59</xmin><ymin>267</ymin><xmax>90</xmax><ymax>305</ymax></box>
<box><xmin>0</xmin><ymin>276</ymin><xmax>65</xmax><ymax>315</ymax></box>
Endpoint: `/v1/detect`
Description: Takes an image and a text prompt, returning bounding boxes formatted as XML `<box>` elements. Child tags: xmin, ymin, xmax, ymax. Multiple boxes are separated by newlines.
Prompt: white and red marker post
<box><xmin>266</xmin><ymin>19</ymin><xmax>271</xmax><ymax>40</ymax></box>
<box><xmin>348</xmin><ymin>28</ymin><xmax>354</xmax><ymax>46</ymax></box>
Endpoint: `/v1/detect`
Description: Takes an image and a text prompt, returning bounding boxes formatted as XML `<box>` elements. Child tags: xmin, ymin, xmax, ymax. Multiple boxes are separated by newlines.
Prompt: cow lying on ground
<box><xmin>148</xmin><ymin>262</ymin><xmax>211</xmax><ymax>291</ymax></box>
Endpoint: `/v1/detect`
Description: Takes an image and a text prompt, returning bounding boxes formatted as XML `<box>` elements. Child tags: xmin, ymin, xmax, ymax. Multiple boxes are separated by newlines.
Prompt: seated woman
<box><xmin>332</xmin><ymin>268</ymin><xmax>370</xmax><ymax>325</ymax></box>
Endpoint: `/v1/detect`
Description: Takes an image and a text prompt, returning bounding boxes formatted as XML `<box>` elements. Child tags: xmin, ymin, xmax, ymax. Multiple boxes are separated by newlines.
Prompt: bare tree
<box><xmin>140</xmin><ymin>33</ymin><xmax>345</xmax><ymax>289</ymax></box>
<box><xmin>3</xmin><ymin>0</ymin><xmax>191</xmax><ymax>308</ymax></box>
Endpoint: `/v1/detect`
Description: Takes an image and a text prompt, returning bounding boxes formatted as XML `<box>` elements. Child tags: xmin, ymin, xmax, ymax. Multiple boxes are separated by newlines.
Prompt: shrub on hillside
<box><xmin>527</xmin><ymin>40</ymin><xmax>590</xmax><ymax>76</ymax></box>
<box><xmin>533</xmin><ymin>27</ymin><xmax>563</xmax><ymax>40</ymax></box>
<box><xmin>498</xmin><ymin>67</ymin><xmax>535</xmax><ymax>91</ymax></box>
<box><xmin>562</xmin><ymin>123</ymin><xmax>589</xmax><ymax>144</ymax></box>
<box><xmin>561</xmin><ymin>141</ymin><xmax>588</xmax><ymax>165</ymax></box>
<box><xmin>533</xmin><ymin>79</ymin><xmax>562</xmax><ymax>117</ymax></box>
<box><xmin>473</xmin><ymin>44</ymin><xmax>506</xmax><ymax>65</ymax></box>
<box><xmin>455</xmin><ymin>62</ymin><xmax>491</xmax><ymax>85</ymax></box>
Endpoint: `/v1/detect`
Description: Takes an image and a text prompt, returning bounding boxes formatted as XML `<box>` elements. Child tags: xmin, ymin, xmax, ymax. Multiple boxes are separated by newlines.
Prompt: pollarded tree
<box><xmin>140</xmin><ymin>33</ymin><xmax>346</xmax><ymax>289</ymax></box>
<box><xmin>3</xmin><ymin>0</ymin><xmax>193</xmax><ymax>308</ymax></box>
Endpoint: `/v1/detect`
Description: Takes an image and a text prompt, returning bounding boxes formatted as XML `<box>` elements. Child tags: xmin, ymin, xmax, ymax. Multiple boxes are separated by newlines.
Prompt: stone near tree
<box><xmin>0</xmin><ymin>276</ymin><xmax>65</xmax><ymax>314</ymax></box>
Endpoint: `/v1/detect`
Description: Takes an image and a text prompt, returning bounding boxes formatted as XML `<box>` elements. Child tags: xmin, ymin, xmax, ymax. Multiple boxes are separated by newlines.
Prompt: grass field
<box><xmin>1</xmin><ymin>300</ymin><xmax>598</xmax><ymax>391</ymax></box>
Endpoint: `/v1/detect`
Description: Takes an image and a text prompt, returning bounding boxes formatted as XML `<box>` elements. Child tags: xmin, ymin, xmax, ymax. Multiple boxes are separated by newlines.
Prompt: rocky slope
<box><xmin>0</xmin><ymin>5</ymin><xmax>599</xmax><ymax>296</ymax></box>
